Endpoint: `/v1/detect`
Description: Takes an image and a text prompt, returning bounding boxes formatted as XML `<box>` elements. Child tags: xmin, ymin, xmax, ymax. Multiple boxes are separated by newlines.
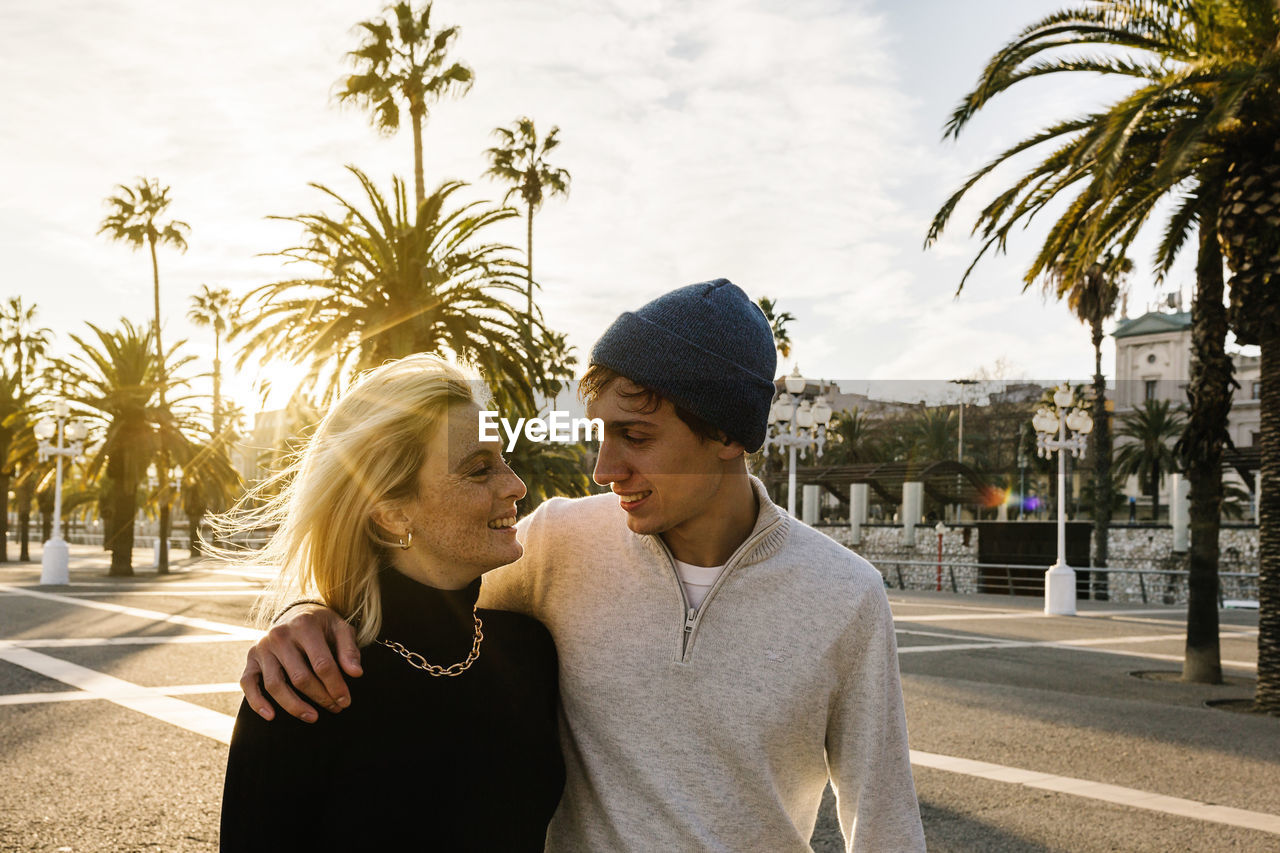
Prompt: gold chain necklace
<box><xmin>378</xmin><ymin>606</ymin><xmax>484</xmax><ymax>677</ymax></box>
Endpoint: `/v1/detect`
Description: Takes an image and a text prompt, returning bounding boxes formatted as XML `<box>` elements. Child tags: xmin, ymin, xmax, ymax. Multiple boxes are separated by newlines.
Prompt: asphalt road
<box><xmin>2</xmin><ymin>544</ymin><xmax>1276</xmax><ymax>852</ymax></box>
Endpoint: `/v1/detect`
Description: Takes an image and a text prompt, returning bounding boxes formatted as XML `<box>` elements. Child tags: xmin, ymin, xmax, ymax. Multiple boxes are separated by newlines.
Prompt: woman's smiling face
<box><xmin>391</xmin><ymin>401</ymin><xmax>527</xmax><ymax>588</ymax></box>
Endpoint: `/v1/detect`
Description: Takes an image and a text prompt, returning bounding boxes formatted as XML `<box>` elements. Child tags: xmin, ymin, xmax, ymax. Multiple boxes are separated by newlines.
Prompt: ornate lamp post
<box><xmin>34</xmin><ymin>401</ymin><xmax>88</xmax><ymax>585</ymax></box>
<box><xmin>1032</xmin><ymin>383</ymin><xmax>1093</xmax><ymax>615</ymax></box>
<box><xmin>764</xmin><ymin>368</ymin><xmax>835</xmax><ymax>517</ymax></box>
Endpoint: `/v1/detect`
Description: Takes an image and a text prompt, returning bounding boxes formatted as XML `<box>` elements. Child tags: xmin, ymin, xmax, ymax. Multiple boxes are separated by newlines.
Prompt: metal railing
<box><xmin>871</xmin><ymin>557</ymin><xmax>1260</xmax><ymax>607</ymax></box>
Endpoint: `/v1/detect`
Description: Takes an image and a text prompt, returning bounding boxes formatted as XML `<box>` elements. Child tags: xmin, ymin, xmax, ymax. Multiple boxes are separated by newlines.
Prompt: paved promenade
<box><xmin>1</xmin><ymin>544</ymin><xmax>1276</xmax><ymax>851</ymax></box>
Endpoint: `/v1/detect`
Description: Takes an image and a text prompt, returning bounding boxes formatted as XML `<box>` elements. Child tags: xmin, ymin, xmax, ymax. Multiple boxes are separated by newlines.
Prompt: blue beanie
<box><xmin>589</xmin><ymin>279</ymin><xmax>777</xmax><ymax>451</ymax></box>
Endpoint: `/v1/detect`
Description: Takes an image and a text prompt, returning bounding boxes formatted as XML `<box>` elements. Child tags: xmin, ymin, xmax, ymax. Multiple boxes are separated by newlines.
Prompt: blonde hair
<box><xmin>211</xmin><ymin>355</ymin><xmax>480</xmax><ymax>646</ymax></box>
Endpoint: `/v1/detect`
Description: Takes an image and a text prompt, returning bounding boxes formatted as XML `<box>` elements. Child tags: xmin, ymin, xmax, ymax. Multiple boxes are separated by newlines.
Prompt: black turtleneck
<box><xmin>220</xmin><ymin>567</ymin><xmax>564</xmax><ymax>852</ymax></box>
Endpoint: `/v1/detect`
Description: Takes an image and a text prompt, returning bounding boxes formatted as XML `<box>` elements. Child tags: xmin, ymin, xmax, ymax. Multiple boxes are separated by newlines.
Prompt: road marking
<box><xmin>56</xmin><ymin>581</ymin><xmax>262</xmax><ymax>589</ymax></box>
<box><xmin>897</xmin><ymin>631</ymin><xmax>1258</xmax><ymax>670</ymax></box>
<box><xmin>0</xmin><ymin>584</ymin><xmax>261</xmax><ymax>638</ymax></box>
<box><xmin>897</xmin><ymin>611</ymin><xmax>1071</xmax><ymax>622</ymax></box>
<box><xmin>3</xmin><ymin>579</ymin><xmax>1272</xmax><ymax>835</ymax></box>
<box><xmin>897</xmin><ymin>628</ymin><xmax>1021</xmax><ymax>643</ymax></box>
<box><xmin>0</xmin><ymin>682</ymin><xmax>241</xmax><ymax>706</ymax></box>
<box><xmin>1076</xmin><ymin>608</ymin><xmax>1190</xmax><ymax>617</ymax></box>
<box><xmin>910</xmin><ymin>750</ymin><xmax>1280</xmax><ymax>835</ymax></box>
<box><xmin>889</xmin><ymin>600</ymin><xmax>1027</xmax><ymax>614</ymax></box>
<box><xmin>203</xmin><ymin>566</ymin><xmax>278</xmax><ymax>581</ymax></box>
<box><xmin>0</xmin><ymin>647</ymin><xmax>235</xmax><ymax>743</ymax></box>
<box><xmin>897</xmin><ymin>630</ymin><xmax>1183</xmax><ymax>652</ymax></box>
<box><xmin>0</xmin><ymin>635</ymin><xmax>254</xmax><ymax>649</ymax></box>
<box><xmin>892</xmin><ymin>606</ymin><xmax>1246</xmax><ymax>624</ymax></box>
<box><xmin>57</xmin><ymin>589</ymin><xmax>262</xmax><ymax>597</ymax></box>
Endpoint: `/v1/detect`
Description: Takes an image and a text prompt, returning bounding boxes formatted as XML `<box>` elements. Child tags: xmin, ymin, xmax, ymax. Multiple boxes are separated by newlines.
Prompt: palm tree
<box><xmin>236</xmin><ymin>168</ymin><xmax>532</xmax><ymax>406</ymax></box>
<box><xmin>11</xmin><ymin>442</ymin><xmax>51</xmax><ymax>562</ymax></box>
<box><xmin>51</xmin><ymin>320</ymin><xmax>188</xmax><ymax>577</ymax></box>
<box><xmin>98</xmin><ymin>179</ymin><xmax>190</xmax><ymax>372</ymax></box>
<box><xmin>186</xmin><ymin>285</ymin><xmax>239</xmax><ymax>549</ymax></box>
<box><xmin>143</xmin><ymin>399</ymin><xmax>241</xmax><ymax>558</ymax></box>
<box><xmin>241</xmin><ymin>169</ymin><xmax>589</xmax><ymax>506</ymax></box>
<box><xmin>187</xmin><ymin>285</ymin><xmax>234</xmax><ymax>440</ymax></box>
<box><xmin>1216</xmin><ymin>129</ymin><xmax>1280</xmax><ymax>717</ymax></box>
<box><xmin>0</xmin><ymin>369</ymin><xmax>28</xmax><ymax>563</ymax></box>
<box><xmin>179</xmin><ymin>427</ymin><xmax>243</xmax><ymax>556</ymax></box>
<box><xmin>826</xmin><ymin>407</ymin><xmax>879</xmax><ymax>465</ymax></box>
<box><xmin>483</xmin><ymin>117</ymin><xmax>571</xmax><ymax>355</ymax></box>
<box><xmin>911</xmin><ymin>407</ymin><xmax>958</xmax><ymax>464</ymax></box>
<box><xmin>337</xmin><ymin>1</ymin><xmax>473</xmax><ymax>208</ymax></box>
<box><xmin>1049</xmin><ymin>253</ymin><xmax>1132</xmax><ymax>581</ymax></box>
<box><xmin>99</xmin><ymin>177</ymin><xmax>190</xmax><ymax>571</ymax></box>
<box><xmin>0</xmin><ymin>299</ymin><xmax>46</xmax><ymax>562</ymax></box>
<box><xmin>1115</xmin><ymin>400</ymin><xmax>1186</xmax><ymax>523</ymax></box>
<box><xmin>924</xmin><ymin>0</ymin><xmax>1277</xmax><ymax>695</ymax></box>
<box><xmin>756</xmin><ymin>297</ymin><xmax>796</xmax><ymax>360</ymax></box>
<box><xmin>1</xmin><ymin>297</ymin><xmax>51</xmax><ymax>393</ymax></box>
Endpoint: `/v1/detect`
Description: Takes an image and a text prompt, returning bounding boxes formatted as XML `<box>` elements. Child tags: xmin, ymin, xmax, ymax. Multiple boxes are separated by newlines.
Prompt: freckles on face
<box><xmin>403</xmin><ymin>402</ymin><xmax>525</xmax><ymax>578</ymax></box>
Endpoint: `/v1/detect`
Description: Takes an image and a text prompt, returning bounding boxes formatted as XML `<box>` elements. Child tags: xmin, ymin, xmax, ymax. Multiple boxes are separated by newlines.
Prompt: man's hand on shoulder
<box><xmin>240</xmin><ymin>604</ymin><xmax>362</xmax><ymax>723</ymax></box>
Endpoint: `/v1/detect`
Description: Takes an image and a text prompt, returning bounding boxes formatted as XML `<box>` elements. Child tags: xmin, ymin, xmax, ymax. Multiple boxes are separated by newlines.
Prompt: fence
<box><xmin>873</xmin><ymin>557</ymin><xmax>1260</xmax><ymax>608</ymax></box>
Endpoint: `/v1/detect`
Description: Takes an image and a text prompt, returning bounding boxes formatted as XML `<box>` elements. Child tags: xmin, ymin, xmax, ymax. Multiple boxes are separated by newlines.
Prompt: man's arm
<box><xmin>825</xmin><ymin>583</ymin><xmax>926</xmax><ymax>852</ymax></box>
<box><xmin>239</xmin><ymin>605</ymin><xmax>362</xmax><ymax>722</ymax></box>
<box><xmin>239</xmin><ymin>499</ymin><xmax>553</xmax><ymax>722</ymax></box>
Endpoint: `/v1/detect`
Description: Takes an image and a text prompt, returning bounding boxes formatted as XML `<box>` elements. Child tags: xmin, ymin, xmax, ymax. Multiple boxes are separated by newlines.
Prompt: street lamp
<box><xmin>34</xmin><ymin>400</ymin><xmax>88</xmax><ymax>585</ymax></box>
<box><xmin>763</xmin><ymin>367</ymin><xmax>835</xmax><ymax>517</ymax></box>
<box><xmin>1033</xmin><ymin>383</ymin><xmax>1093</xmax><ymax>615</ymax></box>
<box><xmin>950</xmin><ymin>379</ymin><xmax>978</xmax><ymax>522</ymax></box>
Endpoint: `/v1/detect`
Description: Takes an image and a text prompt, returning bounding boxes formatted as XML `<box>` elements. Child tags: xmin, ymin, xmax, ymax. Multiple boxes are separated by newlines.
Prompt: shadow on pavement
<box><xmin>919</xmin><ymin>800</ymin><xmax>1056</xmax><ymax>852</ymax></box>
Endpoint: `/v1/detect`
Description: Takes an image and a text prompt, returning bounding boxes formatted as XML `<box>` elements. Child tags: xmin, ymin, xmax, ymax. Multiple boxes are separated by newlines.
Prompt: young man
<box><xmin>240</xmin><ymin>279</ymin><xmax>925</xmax><ymax>851</ymax></box>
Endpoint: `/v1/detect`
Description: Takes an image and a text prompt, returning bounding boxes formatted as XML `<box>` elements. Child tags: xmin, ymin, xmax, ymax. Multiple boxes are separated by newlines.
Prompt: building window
<box><xmin>1147</xmin><ymin>353</ymin><xmax>1157</xmax><ymax>364</ymax></box>
<box><xmin>1252</xmin><ymin>431</ymin><xmax>1261</xmax><ymax>447</ymax></box>
<box><xmin>1253</xmin><ymin>381</ymin><xmax>1262</xmax><ymax>400</ymax></box>
<box><xmin>1145</xmin><ymin>380</ymin><xmax>1157</xmax><ymax>401</ymax></box>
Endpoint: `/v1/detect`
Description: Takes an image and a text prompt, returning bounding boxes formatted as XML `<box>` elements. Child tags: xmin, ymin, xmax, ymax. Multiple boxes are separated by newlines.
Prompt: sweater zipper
<box><xmin>658</xmin><ymin>518</ymin><xmax>783</xmax><ymax>662</ymax></box>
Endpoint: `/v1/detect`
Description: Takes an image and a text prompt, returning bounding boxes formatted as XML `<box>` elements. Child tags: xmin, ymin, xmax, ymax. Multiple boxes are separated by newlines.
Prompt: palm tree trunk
<box><xmin>213</xmin><ymin>329</ymin><xmax>223</xmax><ymax>439</ymax></box>
<box><xmin>38</xmin><ymin>488</ymin><xmax>52</xmax><ymax>542</ymax></box>
<box><xmin>1090</xmin><ymin>317</ymin><xmax>1111</xmax><ymax>599</ymax></box>
<box><xmin>1182</xmin><ymin>216</ymin><xmax>1230</xmax><ymax>684</ymax></box>
<box><xmin>0</xmin><ymin>468</ymin><xmax>9</xmax><ymax>563</ymax></box>
<box><xmin>526</xmin><ymin>202</ymin><xmax>535</xmax><ymax>384</ymax></box>
<box><xmin>188</xmin><ymin>501</ymin><xmax>204</xmax><ymax>558</ymax></box>
<box><xmin>1151</xmin><ymin>460</ymin><xmax>1161</xmax><ymax>523</ymax></box>
<box><xmin>411</xmin><ymin>105</ymin><xmax>426</xmax><ymax>209</ymax></box>
<box><xmin>149</xmin><ymin>234</ymin><xmax>170</xmax><ymax>574</ymax></box>
<box><xmin>1257</xmin><ymin>328</ymin><xmax>1280</xmax><ymax>714</ymax></box>
<box><xmin>158</xmin><ymin>496</ymin><xmax>170</xmax><ymax>574</ymax></box>
<box><xmin>105</xmin><ymin>453</ymin><xmax>135</xmax><ymax>577</ymax></box>
<box><xmin>150</xmin><ymin>236</ymin><xmax>163</xmax><ymax>382</ymax></box>
<box><xmin>18</xmin><ymin>479</ymin><xmax>31</xmax><ymax>561</ymax></box>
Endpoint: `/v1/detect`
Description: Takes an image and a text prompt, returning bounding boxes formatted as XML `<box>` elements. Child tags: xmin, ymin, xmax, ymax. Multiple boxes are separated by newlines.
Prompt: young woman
<box><xmin>218</xmin><ymin>355</ymin><xmax>563</xmax><ymax>851</ymax></box>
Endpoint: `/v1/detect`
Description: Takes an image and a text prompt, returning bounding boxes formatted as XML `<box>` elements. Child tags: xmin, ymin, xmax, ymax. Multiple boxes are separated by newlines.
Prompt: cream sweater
<box><xmin>480</xmin><ymin>477</ymin><xmax>924</xmax><ymax>852</ymax></box>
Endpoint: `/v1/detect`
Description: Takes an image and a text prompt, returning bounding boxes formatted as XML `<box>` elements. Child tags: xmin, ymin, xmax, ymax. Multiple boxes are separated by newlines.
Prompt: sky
<box><xmin>2</xmin><ymin>0</ymin><xmax>1211</xmax><ymax>416</ymax></box>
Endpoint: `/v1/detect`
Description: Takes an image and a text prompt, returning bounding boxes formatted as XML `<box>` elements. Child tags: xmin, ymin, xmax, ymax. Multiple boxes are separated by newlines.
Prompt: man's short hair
<box><xmin>579</xmin><ymin>364</ymin><xmax>728</xmax><ymax>445</ymax></box>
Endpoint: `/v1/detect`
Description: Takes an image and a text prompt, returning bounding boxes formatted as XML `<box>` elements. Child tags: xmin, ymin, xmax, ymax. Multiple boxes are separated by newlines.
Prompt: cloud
<box><xmin>2</xmin><ymin>0</ymin><xmax>1125</xmax><ymax>416</ymax></box>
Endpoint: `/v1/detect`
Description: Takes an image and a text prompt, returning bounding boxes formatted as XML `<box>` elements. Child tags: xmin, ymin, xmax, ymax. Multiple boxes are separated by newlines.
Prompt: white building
<box><xmin>1112</xmin><ymin>309</ymin><xmax>1259</xmax><ymax>517</ymax></box>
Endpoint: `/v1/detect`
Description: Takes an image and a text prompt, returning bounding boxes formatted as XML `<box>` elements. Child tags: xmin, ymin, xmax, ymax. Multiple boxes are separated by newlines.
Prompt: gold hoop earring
<box><xmin>398</xmin><ymin>530</ymin><xmax>413</xmax><ymax>550</ymax></box>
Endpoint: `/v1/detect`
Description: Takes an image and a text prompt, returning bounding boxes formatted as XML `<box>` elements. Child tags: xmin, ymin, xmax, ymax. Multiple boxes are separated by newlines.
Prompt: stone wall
<box><xmin>818</xmin><ymin>523</ymin><xmax>1260</xmax><ymax>605</ymax></box>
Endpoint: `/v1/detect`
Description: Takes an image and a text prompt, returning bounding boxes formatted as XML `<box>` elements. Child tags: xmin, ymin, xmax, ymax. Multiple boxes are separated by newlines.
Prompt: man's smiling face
<box><xmin>586</xmin><ymin>379</ymin><xmax>741</xmax><ymax>538</ymax></box>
